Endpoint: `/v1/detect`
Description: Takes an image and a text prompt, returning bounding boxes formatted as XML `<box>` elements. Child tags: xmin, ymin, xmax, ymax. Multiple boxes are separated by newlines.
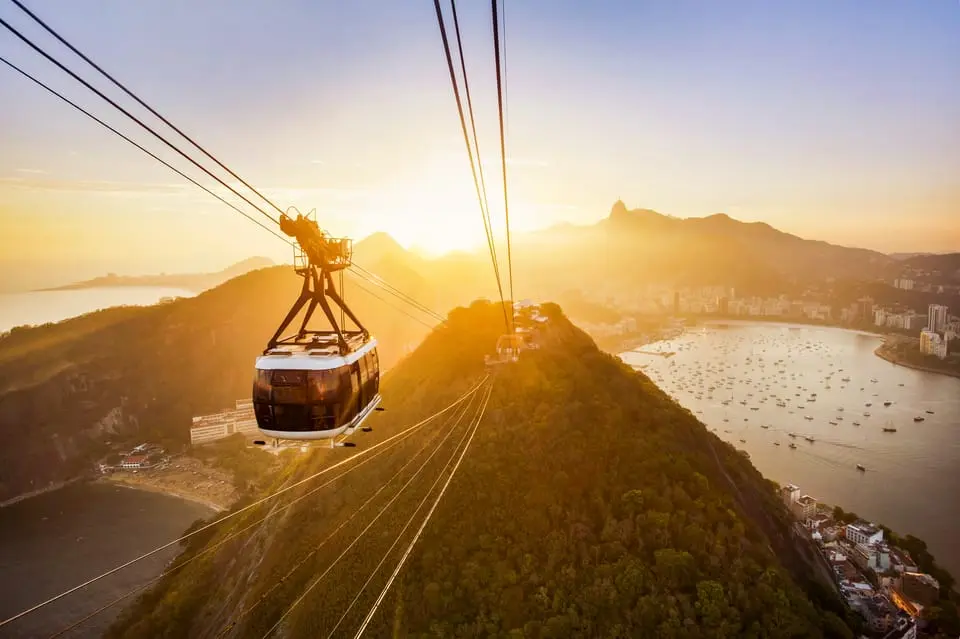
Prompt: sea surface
<box><xmin>620</xmin><ymin>321</ymin><xmax>960</xmax><ymax>578</ymax></box>
<box><xmin>0</xmin><ymin>287</ymin><xmax>195</xmax><ymax>333</ymax></box>
<box><xmin>0</xmin><ymin>482</ymin><xmax>212</xmax><ymax>639</ymax></box>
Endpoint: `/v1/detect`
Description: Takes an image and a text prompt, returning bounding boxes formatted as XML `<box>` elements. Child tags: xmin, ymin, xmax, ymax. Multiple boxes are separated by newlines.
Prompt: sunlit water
<box><xmin>0</xmin><ymin>482</ymin><xmax>212</xmax><ymax>639</ymax></box>
<box><xmin>0</xmin><ymin>287</ymin><xmax>195</xmax><ymax>333</ymax></box>
<box><xmin>621</xmin><ymin>321</ymin><xmax>960</xmax><ymax>577</ymax></box>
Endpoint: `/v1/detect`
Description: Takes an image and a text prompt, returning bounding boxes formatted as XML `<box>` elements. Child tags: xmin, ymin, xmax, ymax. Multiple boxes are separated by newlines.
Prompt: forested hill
<box><xmin>107</xmin><ymin>301</ymin><xmax>857</xmax><ymax>638</ymax></box>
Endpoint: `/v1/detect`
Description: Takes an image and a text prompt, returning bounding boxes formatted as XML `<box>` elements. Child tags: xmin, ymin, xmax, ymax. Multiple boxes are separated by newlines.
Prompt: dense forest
<box><xmin>107</xmin><ymin>301</ymin><xmax>861</xmax><ymax>638</ymax></box>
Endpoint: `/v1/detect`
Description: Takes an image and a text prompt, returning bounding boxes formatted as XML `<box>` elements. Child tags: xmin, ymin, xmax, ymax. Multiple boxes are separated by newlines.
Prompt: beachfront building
<box><xmin>781</xmin><ymin>483</ymin><xmax>800</xmax><ymax>508</ymax></box>
<box><xmin>919</xmin><ymin>329</ymin><xmax>948</xmax><ymax>359</ymax></box>
<box><xmin>190</xmin><ymin>399</ymin><xmax>260</xmax><ymax>445</ymax></box>
<box><xmin>119</xmin><ymin>454</ymin><xmax>155</xmax><ymax>470</ymax></box>
<box><xmin>791</xmin><ymin>495</ymin><xmax>817</xmax><ymax>523</ymax></box>
<box><xmin>845</xmin><ymin>521</ymin><xmax>884</xmax><ymax>546</ymax></box>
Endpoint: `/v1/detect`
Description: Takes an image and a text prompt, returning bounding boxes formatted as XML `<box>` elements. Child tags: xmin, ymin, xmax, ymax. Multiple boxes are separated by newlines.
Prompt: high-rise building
<box><xmin>920</xmin><ymin>330</ymin><xmax>948</xmax><ymax>359</ymax></box>
<box><xmin>928</xmin><ymin>304</ymin><xmax>949</xmax><ymax>333</ymax></box>
<box><xmin>857</xmin><ymin>297</ymin><xmax>874</xmax><ymax>322</ymax></box>
<box><xmin>894</xmin><ymin>278</ymin><xmax>915</xmax><ymax>290</ymax></box>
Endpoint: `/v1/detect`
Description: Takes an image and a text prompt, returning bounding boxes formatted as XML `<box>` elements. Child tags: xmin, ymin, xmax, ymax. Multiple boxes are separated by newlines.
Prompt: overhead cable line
<box><xmin>260</xmin><ymin>386</ymin><xmax>483</xmax><ymax>638</ymax></box>
<box><xmin>329</xmin><ymin>382</ymin><xmax>492</xmax><ymax>638</ymax></box>
<box><xmin>0</xmin><ymin>379</ymin><xmax>485</xmax><ymax>630</ymax></box>
<box><xmin>448</xmin><ymin>0</ymin><xmax>503</xmax><ymax>294</ymax></box>
<box><xmin>45</xmin><ymin>422</ymin><xmax>429</xmax><ymax>639</ymax></box>
<box><xmin>346</xmin><ymin>272</ymin><xmax>438</xmax><ymax>329</ymax></box>
<box><xmin>352</xmin><ymin>382</ymin><xmax>493</xmax><ymax>638</ymax></box>
<box><xmin>0</xmin><ymin>16</ymin><xmax>281</xmax><ymax>227</ymax></box>
<box><xmin>490</xmin><ymin>0</ymin><xmax>515</xmax><ymax>320</ymax></box>
<box><xmin>431</xmin><ymin>0</ymin><xmax>509</xmax><ymax>331</ymax></box>
<box><xmin>8</xmin><ymin>0</ymin><xmax>288</xmax><ymax>219</ymax></box>
<box><xmin>216</xmin><ymin>384</ymin><xmax>480</xmax><ymax>637</ymax></box>
<box><xmin>349</xmin><ymin>264</ymin><xmax>445</xmax><ymax>323</ymax></box>
<box><xmin>0</xmin><ymin>56</ymin><xmax>293</xmax><ymax>247</ymax></box>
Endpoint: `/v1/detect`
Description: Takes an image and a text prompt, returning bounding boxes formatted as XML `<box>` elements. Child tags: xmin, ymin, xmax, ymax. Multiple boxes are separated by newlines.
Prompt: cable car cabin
<box><xmin>486</xmin><ymin>333</ymin><xmax>524</xmax><ymax>366</ymax></box>
<box><xmin>253</xmin><ymin>336</ymin><xmax>381</xmax><ymax>440</ymax></box>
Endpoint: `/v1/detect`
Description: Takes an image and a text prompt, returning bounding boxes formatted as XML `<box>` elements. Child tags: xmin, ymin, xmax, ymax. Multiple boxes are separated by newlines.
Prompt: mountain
<box><xmin>38</xmin><ymin>256</ymin><xmax>275</xmax><ymax>293</ymax></box>
<box><xmin>891</xmin><ymin>252</ymin><xmax>960</xmax><ymax>282</ymax></box>
<box><xmin>510</xmin><ymin>202</ymin><xmax>895</xmax><ymax>296</ymax></box>
<box><xmin>0</xmin><ymin>265</ymin><xmax>431</xmax><ymax>503</ymax></box>
<box><xmin>106</xmin><ymin>301</ymin><xmax>858</xmax><ymax>638</ymax></box>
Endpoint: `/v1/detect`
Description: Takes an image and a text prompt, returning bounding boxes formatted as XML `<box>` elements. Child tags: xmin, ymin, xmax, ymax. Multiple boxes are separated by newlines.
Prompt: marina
<box><xmin>621</xmin><ymin>321</ymin><xmax>960</xmax><ymax>577</ymax></box>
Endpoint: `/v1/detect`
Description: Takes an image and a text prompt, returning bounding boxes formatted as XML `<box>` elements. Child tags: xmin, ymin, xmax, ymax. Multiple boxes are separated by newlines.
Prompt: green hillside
<box><xmin>0</xmin><ymin>266</ymin><xmax>431</xmax><ymax>502</ymax></box>
<box><xmin>106</xmin><ymin>302</ymin><xmax>857</xmax><ymax>638</ymax></box>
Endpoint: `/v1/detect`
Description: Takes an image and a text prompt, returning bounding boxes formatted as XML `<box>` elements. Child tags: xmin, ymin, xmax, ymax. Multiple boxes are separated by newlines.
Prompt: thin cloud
<box><xmin>0</xmin><ymin>176</ymin><xmax>188</xmax><ymax>194</ymax></box>
<box><xmin>15</xmin><ymin>168</ymin><xmax>47</xmax><ymax>174</ymax></box>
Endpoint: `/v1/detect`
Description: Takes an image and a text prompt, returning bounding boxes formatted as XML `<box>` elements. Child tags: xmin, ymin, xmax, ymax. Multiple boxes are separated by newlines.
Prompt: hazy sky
<box><xmin>1</xmin><ymin>0</ymin><xmax>958</xmax><ymax>287</ymax></box>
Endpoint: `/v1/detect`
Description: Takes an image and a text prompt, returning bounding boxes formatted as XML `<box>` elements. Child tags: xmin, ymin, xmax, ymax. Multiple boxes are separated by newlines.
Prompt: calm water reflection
<box><xmin>621</xmin><ymin>322</ymin><xmax>960</xmax><ymax>577</ymax></box>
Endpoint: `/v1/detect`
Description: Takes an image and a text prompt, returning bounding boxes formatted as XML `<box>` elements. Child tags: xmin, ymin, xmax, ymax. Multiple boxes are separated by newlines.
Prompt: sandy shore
<box><xmin>101</xmin><ymin>457</ymin><xmax>239</xmax><ymax>512</ymax></box>
<box><xmin>103</xmin><ymin>477</ymin><xmax>226</xmax><ymax>513</ymax></box>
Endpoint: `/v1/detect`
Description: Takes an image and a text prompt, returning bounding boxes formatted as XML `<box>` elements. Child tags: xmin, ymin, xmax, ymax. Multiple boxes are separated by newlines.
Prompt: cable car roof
<box><xmin>257</xmin><ymin>336</ymin><xmax>377</xmax><ymax>371</ymax></box>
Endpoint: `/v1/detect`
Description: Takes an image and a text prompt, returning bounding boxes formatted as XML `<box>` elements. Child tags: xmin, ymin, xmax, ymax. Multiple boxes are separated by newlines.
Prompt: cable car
<box><xmin>254</xmin><ymin>336</ymin><xmax>380</xmax><ymax>441</ymax></box>
<box><xmin>485</xmin><ymin>333</ymin><xmax>524</xmax><ymax>366</ymax></box>
<box><xmin>253</xmin><ymin>209</ymin><xmax>381</xmax><ymax>442</ymax></box>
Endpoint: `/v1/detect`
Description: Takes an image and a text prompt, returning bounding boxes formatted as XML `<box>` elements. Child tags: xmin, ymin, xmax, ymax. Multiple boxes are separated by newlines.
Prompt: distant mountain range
<box><xmin>349</xmin><ymin>203</ymin><xmax>908</xmax><ymax>305</ymax></box>
<box><xmin>37</xmin><ymin>256</ymin><xmax>275</xmax><ymax>293</ymax></box>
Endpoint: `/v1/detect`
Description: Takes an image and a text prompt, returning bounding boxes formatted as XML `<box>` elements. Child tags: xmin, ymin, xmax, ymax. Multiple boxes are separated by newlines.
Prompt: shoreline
<box><xmin>874</xmin><ymin>341</ymin><xmax>960</xmax><ymax>380</ymax></box>
<box><xmin>100</xmin><ymin>476</ymin><xmax>227</xmax><ymax>513</ymax></box>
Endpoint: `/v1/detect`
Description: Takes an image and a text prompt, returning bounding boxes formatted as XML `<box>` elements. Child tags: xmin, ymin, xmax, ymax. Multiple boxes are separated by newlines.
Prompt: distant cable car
<box><xmin>486</xmin><ymin>333</ymin><xmax>524</xmax><ymax>366</ymax></box>
<box><xmin>253</xmin><ymin>209</ymin><xmax>381</xmax><ymax>442</ymax></box>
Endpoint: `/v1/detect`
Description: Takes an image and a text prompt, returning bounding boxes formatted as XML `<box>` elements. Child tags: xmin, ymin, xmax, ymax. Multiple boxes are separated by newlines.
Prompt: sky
<box><xmin>0</xmin><ymin>0</ymin><xmax>958</xmax><ymax>288</ymax></box>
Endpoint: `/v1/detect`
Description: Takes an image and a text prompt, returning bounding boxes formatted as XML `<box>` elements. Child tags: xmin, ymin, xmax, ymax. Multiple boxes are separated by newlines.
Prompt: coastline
<box><xmin>874</xmin><ymin>340</ymin><xmax>960</xmax><ymax>380</ymax></box>
<box><xmin>101</xmin><ymin>476</ymin><xmax>226</xmax><ymax>513</ymax></box>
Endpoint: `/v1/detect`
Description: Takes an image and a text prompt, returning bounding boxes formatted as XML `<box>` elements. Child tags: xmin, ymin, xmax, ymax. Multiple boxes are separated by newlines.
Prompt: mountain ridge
<box><xmin>36</xmin><ymin>256</ymin><xmax>276</xmax><ymax>293</ymax></box>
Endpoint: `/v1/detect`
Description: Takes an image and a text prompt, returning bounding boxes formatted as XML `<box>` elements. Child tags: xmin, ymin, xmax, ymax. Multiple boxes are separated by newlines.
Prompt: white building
<box><xmin>850</xmin><ymin>543</ymin><xmax>891</xmax><ymax>572</ymax></box>
<box><xmin>927</xmin><ymin>304</ymin><xmax>948</xmax><ymax>333</ymax></box>
<box><xmin>902</xmin><ymin>311</ymin><xmax>924</xmax><ymax>331</ymax></box>
<box><xmin>919</xmin><ymin>329</ymin><xmax>948</xmax><ymax>360</ymax></box>
<box><xmin>190</xmin><ymin>399</ymin><xmax>260</xmax><ymax>445</ymax></box>
<box><xmin>846</xmin><ymin>521</ymin><xmax>884</xmax><ymax>546</ymax></box>
<box><xmin>781</xmin><ymin>483</ymin><xmax>800</xmax><ymax>507</ymax></box>
<box><xmin>894</xmin><ymin>278</ymin><xmax>915</xmax><ymax>291</ymax></box>
<box><xmin>792</xmin><ymin>495</ymin><xmax>817</xmax><ymax>522</ymax></box>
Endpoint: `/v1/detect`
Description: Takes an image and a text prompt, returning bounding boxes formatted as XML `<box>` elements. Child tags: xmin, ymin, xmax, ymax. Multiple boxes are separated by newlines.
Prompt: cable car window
<box><xmin>271</xmin><ymin>370</ymin><xmax>306</xmax><ymax>386</ymax></box>
<box><xmin>358</xmin><ymin>355</ymin><xmax>369</xmax><ymax>385</ymax></box>
<box><xmin>271</xmin><ymin>370</ymin><xmax>307</xmax><ymax>404</ymax></box>
<box><xmin>340</xmin><ymin>366</ymin><xmax>360</xmax><ymax>425</ymax></box>
<box><xmin>307</xmin><ymin>370</ymin><xmax>341</xmax><ymax>402</ymax></box>
<box><xmin>253</xmin><ymin>370</ymin><xmax>271</xmax><ymax>401</ymax></box>
<box><xmin>370</xmin><ymin>349</ymin><xmax>380</xmax><ymax>393</ymax></box>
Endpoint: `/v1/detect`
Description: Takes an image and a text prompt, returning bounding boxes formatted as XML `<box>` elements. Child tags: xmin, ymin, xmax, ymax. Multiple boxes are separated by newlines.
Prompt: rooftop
<box><xmin>797</xmin><ymin>495</ymin><xmax>816</xmax><ymax>505</ymax></box>
<box><xmin>848</xmin><ymin>521</ymin><xmax>881</xmax><ymax>536</ymax></box>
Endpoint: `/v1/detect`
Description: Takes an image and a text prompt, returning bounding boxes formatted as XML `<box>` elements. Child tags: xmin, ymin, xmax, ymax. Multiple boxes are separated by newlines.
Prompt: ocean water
<box><xmin>0</xmin><ymin>482</ymin><xmax>213</xmax><ymax>639</ymax></box>
<box><xmin>0</xmin><ymin>287</ymin><xmax>195</xmax><ymax>333</ymax></box>
<box><xmin>621</xmin><ymin>322</ymin><xmax>960</xmax><ymax>577</ymax></box>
